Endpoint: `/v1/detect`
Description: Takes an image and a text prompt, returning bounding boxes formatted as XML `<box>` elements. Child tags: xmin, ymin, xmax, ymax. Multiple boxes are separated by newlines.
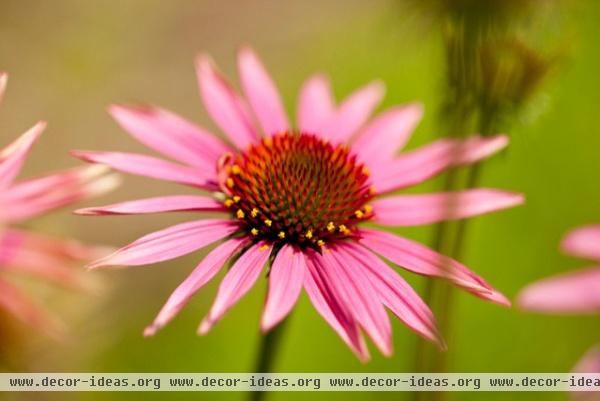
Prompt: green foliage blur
<box><xmin>0</xmin><ymin>1</ymin><xmax>599</xmax><ymax>400</ymax></box>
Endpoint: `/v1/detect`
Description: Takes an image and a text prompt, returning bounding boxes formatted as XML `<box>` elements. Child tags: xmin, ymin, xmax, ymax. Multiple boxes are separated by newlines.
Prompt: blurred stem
<box><xmin>247</xmin><ymin>317</ymin><xmax>289</xmax><ymax>401</ymax></box>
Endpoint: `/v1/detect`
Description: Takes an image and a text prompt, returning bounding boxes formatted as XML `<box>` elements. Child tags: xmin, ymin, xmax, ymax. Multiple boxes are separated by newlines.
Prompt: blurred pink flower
<box><xmin>74</xmin><ymin>48</ymin><xmax>523</xmax><ymax>360</ymax></box>
<box><xmin>518</xmin><ymin>225</ymin><xmax>600</xmax><ymax>386</ymax></box>
<box><xmin>0</xmin><ymin>72</ymin><xmax>118</xmax><ymax>335</ymax></box>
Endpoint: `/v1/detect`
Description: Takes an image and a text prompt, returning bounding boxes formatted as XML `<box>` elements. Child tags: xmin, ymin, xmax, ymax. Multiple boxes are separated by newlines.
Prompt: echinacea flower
<box><xmin>518</xmin><ymin>225</ymin><xmax>600</xmax><ymax>389</ymax></box>
<box><xmin>73</xmin><ymin>48</ymin><xmax>523</xmax><ymax>360</ymax></box>
<box><xmin>0</xmin><ymin>72</ymin><xmax>118</xmax><ymax>334</ymax></box>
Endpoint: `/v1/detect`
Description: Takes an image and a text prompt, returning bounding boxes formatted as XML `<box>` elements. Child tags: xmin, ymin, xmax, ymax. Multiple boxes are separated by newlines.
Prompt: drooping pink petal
<box><xmin>87</xmin><ymin>219</ymin><xmax>238</xmax><ymax>268</ymax></box>
<box><xmin>71</xmin><ymin>150</ymin><xmax>214</xmax><ymax>189</ymax></box>
<box><xmin>75</xmin><ymin>195</ymin><xmax>225</xmax><ymax>216</ymax></box>
<box><xmin>261</xmin><ymin>244</ymin><xmax>306</xmax><ymax>332</ymax></box>
<box><xmin>358</xmin><ymin>228</ymin><xmax>510</xmax><ymax>306</ymax></box>
<box><xmin>199</xmin><ymin>242</ymin><xmax>272</xmax><ymax>334</ymax></box>
<box><xmin>0</xmin><ymin>229</ymin><xmax>91</xmax><ymax>289</ymax></box>
<box><xmin>0</xmin><ymin>277</ymin><xmax>61</xmax><ymax>334</ymax></box>
<box><xmin>372</xmin><ymin>189</ymin><xmax>524</xmax><ymax>226</ymax></box>
<box><xmin>572</xmin><ymin>345</ymin><xmax>600</xmax><ymax>401</ymax></box>
<box><xmin>195</xmin><ymin>55</ymin><xmax>258</xmax><ymax>149</ymax></box>
<box><xmin>370</xmin><ymin>135</ymin><xmax>509</xmax><ymax>194</ymax></box>
<box><xmin>1</xmin><ymin>165</ymin><xmax>120</xmax><ymax>222</ymax></box>
<box><xmin>517</xmin><ymin>267</ymin><xmax>600</xmax><ymax>314</ymax></box>
<box><xmin>297</xmin><ymin>74</ymin><xmax>335</xmax><ymax>135</ymax></box>
<box><xmin>340</xmin><ymin>242</ymin><xmax>445</xmax><ymax>348</ymax></box>
<box><xmin>303</xmin><ymin>252</ymin><xmax>370</xmax><ymax>361</ymax></box>
<box><xmin>238</xmin><ymin>47</ymin><xmax>289</xmax><ymax>136</ymax></box>
<box><xmin>0</xmin><ymin>122</ymin><xmax>46</xmax><ymax>189</ymax></box>
<box><xmin>352</xmin><ymin>103</ymin><xmax>423</xmax><ymax>167</ymax></box>
<box><xmin>109</xmin><ymin>104</ymin><xmax>230</xmax><ymax>170</ymax></box>
<box><xmin>324</xmin><ymin>81</ymin><xmax>385</xmax><ymax>144</ymax></box>
<box><xmin>561</xmin><ymin>225</ymin><xmax>600</xmax><ymax>262</ymax></box>
<box><xmin>0</xmin><ymin>72</ymin><xmax>7</xmax><ymax>104</ymax></box>
<box><xmin>318</xmin><ymin>248</ymin><xmax>393</xmax><ymax>356</ymax></box>
<box><xmin>144</xmin><ymin>237</ymin><xmax>249</xmax><ymax>336</ymax></box>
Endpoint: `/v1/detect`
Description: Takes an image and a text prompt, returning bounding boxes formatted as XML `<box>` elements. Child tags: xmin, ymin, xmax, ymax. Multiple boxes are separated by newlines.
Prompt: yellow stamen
<box><xmin>224</xmin><ymin>199</ymin><xmax>234</xmax><ymax>207</ymax></box>
<box><xmin>264</xmin><ymin>219</ymin><xmax>272</xmax><ymax>227</ymax></box>
<box><xmin>251</xmin><ymin>208</ymin><xmax>259</xmax><ymax>217</ymax></box>
<box><xmin>231</xmin><ymin>165</ymin><xmax>241</xmax><ymax>175</ymax></box>
<box><xmin>362</xmin><ymin>166</ymin><xmax>370</xmax><ymax>176</ymax></box>
<box><xmin>259</xmin><ymin>244</ymin><xmax>270</xmax><ymax>251</ymax></box>
<box><xmin>317</xmin><ymin>239</ymin><xmax>325</xmax><ymax>247</ymax></box>
<box><xmin>305</xmin><ymin>230</ymin><xmax>313</xmax><ymax>239</ymax></box>
<box><xmin>236</xmin><ymin>209</ymin><xmax>245</xmax><ymax>219</ymax></box>
<box><xmin>338</xmin><ymin>224</ymin><xmax>347</xmax><ymax>233</ymax></box>
<box><xmin>327</xmin><ymin>222</ymin><xmax>335</xmax><ymax>232</ymax></box>
<box><xmin>369</xmin><ymin>186</ymin><xmax>377</xmax><ymax>195</ymax></box>
<box><xmin>364</xmin><ymin>204</ymin><xmax>373</xmax><ymax>213</ymax></box>
<box><xmin>251</xmin><ymin>228</ymin><xmax>259</xmax><ymax>236</ymax></box>
<box><xmin>226</xmin><ymin>178</ymin><xmax>234</xmax><ymax>188</ymax></box>
<box><xmin>233</xmin><ymin>196</ymin><xmax>241</xmax><ymax>203</ymax></box>
<box><xmin>278</xmin><ymin>231</ymin><xmax>286</xmax><ymax>239</ymax></box>
<box><xmin>354</xmin><ymin>210</ymin><xmax>364</xmax><ymax>218</ymax></box>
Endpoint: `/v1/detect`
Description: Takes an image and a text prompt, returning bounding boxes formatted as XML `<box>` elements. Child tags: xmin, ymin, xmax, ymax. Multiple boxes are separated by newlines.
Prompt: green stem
<box><xmin>247</xmin><ymin>318</ymin><xmax>289</xmax><ymax>401</ymax></box>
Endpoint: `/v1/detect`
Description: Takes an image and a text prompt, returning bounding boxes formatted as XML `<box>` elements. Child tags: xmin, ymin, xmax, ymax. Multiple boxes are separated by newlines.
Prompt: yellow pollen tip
<box><xmin>226</xmin><ymin>178</ymin><xmax>234</xmax><ymax>188</ymax></box>
<box><xmin>317</xmin><ymin>239</ymin><xmax>325</xmax><ymax>247</ymax></box>
<box><xmin>231</xmin><ymin>165</ymin><xmax>241</xmax><ymax>175</ymax></box>
<box><xmin>251</xmin><ymin>228</ymin><xmax>259</xmax><ymax>236</ymax></box>
<box><xmin>364</xmin><ymin>204</ymin><xmax>373</xmax><ymax>213</ymax></box>
<box><xmin>236</xmin><ymin>209</ymin><xmax>245</xmax><ymax>219</ymax></box>
<box><xmin>264</xmin><ymin>219</ymin><xmax>272</xmax><ymax>227</ymax></box>
<box><xmin>362</xmin><ymin>166</ymin><xmax>370</xmax><ymax>176</ymax></box>
<box><xmin>369</xmin><ymin>186</ymin><xmax>377</xmax><ymax>195</ymax></box>
<box><xmin>305</xmin><ymin>230</ymin><xmax>313</xmax><ymax>239</ymax></box>
<box><xmin>278</xmin><ymin>231</ymin><xmax>286</xmax><ymax>239</ymax></box>
<box><xmin>338</xmin><ymin>224</ymin><xmax>347</xmax><ymax>233</ymax></box>
<box><xmin>224</xmin><ymin>199</ymin><xmax>234</xmax><ymax>207</ymax></box>
<box><xmin>233</xmin><ymin>196</ymin><xmax>241</xmax><ymax>203</ymax></box>
<box><xmin>251</xmin><ymin>208</ymin><xmax>259</xmax><ymax>217</ymax></box>
<box><xmin>354</xmin><ymin>210</ymin><xmax>364</xmax><ymax>218</ymax></box>
<box><xmin>327</xmin><ymin>222</ymin><xmax>335</xmax><ymax>232</ymax></box>
<box><xmin>259</xmin><ymin>244</ymin><xmax>270</xmax><ymax>251</ymax></box>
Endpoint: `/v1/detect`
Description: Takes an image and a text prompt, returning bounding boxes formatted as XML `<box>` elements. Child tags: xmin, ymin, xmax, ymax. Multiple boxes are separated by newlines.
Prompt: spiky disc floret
<box><xmin>219</xmin><ymin>132</ymin><xmax>374</xmax><ymax>248</ymax></box>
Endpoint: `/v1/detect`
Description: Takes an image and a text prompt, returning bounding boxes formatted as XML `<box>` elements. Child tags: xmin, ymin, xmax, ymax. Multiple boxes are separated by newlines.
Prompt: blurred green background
<box><xmin>1</xmin><ymin>1</ymin><xmax>599</xmax><ymax>400</ymax></box>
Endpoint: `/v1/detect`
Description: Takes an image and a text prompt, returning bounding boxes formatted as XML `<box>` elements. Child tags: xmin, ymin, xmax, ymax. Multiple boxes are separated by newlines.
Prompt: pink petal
<box><xmin>370</xmin><ymin>135</ymin><xmax>509</xmax><ymax>194</ymax></box>
<box><xmin>372</xmin><ymin>189</ymin><xmax>524</xmax><ymax>226</ymax></box>
<box><xmin>0</xmin><ymin>122</ymin><xmax>46</xmax><ymax>188</ymax></box>
<box><xmin>572</xmin><ymin>345</ymin><xmax>600</xmax><ymax>401</ymax></box>
<box><xmin>303</xmin><ymin>252</ymin><xmax>370</xmax><ymax>361</ymax></box>
<box><xmin>297</xmin><ymin>74</ymin><xmax>335</xmax><ymax>135</ymax></box>
<box><xmin>195</xmin><ymin>55</ymin><xmax>258</xmax><ymax>149</ymax></box>
<box><xmin>340</xmin><ymin>242</ymin><xmax>444</xmax><ymax>348</ymax></box>
<box><xmin>71</xmin><ymin>150</ymin><xmax>213</xmax><ymax>189</ymax></box>
<box><xmin>561</xmin><ymin>225</ymin><xmax>600</xmax><ymax>262</ymax></box>
<box><xmin>261</xmin><ymin>244</ymin><xmax>306</xmax><ymax>332</ymax></box>
<box><xmin>517</xmin><ymin>266</ymin><xmax>600</xmax><ymax>314</ymax></box>
<box><xmin>109</xmin><ymin>104</ymin><xmax>230</xmax><ymax>170</ymax></box>
<box><xmin>238</xmin><ymin>47</ymin><xmax>289</xmax><ymax>136</ymax></box>
<box><xmin>319</xmin><ymin>248</ymin><xmax>393</xmax><ymax>356</ymax></box>
<box><xmin>199</xmin><ymin>242</ymin><xmax>272</xmax><ymax>334</ymax></box>
<box><xmin>0</xmin><ymin>277</ymin><xmax>61</xmax><ymax>335</ymax></box>
<box><xmin>76</xmin><ymin>195</ymin><xmax>225</xmax><ymax>216</ymax></box>
<box><xmin>88</xmin><ymin>219</ymin><xmax>238</xmax><ymax>268</ymax></box>
<box><xmin>0</xmin><ymin>72</ymin><xmax>7</xmax><ymax>104</ymax></box>
<box><xmin>358</xmin><ymin>228</ymin><xmax>510</xmax><ymax>306</ymax></box>
<box><xmin>0</xmin><ymin>229</ymin><xmax>91</xmax><ymax>288</ymax></box>
<box><xmin>324</xmin><ymin>81</ymin><xmax>385</xmax><ymax>144</ymax></box>
<box><xmin>1</xmin><ymin>165</ymin><xmax>119</xmax><ymax>222</ymax></box>
<box><xmin>352</xmin><ymin>103</ymin><xmax>423</xmax><ymax>167</ymax></box>
<box><xmin>144</xmin><ymin>237</ymin><xmax>249</xmax><ymax>336</ymax></box>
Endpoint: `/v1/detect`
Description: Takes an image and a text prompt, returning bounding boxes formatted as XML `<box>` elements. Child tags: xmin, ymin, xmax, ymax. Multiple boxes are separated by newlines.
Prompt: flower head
<box><xmin>0</xmin><ymin>72</ymin><xmax>118</xmax><ymax>335</ymax></box>
<box><xmin>74</xmin><ymin>48</ymin><xmax>523</xmax><ymax>360</ymax></box>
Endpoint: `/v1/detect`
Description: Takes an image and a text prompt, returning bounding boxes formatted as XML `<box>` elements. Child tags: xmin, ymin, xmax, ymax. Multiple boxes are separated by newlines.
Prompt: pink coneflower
<box><xmin>73</xmin><ymin>48</ymin><xmax>523</xmax><ymax>360</ymax></box>
<box><xmin>0</xmin><ymin>72</ymin><xmax>118</xmax><ymax>334</ymax></box>
<box><xmin>518</xmin><ymin>225</ymin><xmax>600</xmax><ymax>383</ymax></box>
